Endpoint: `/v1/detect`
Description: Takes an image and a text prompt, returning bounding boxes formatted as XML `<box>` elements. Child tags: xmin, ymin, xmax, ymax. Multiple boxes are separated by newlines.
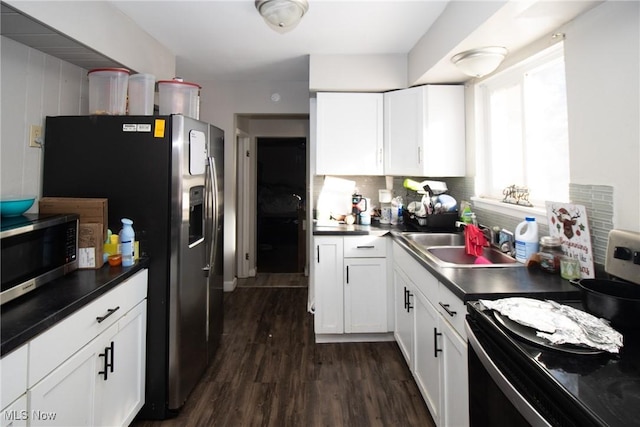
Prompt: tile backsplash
<box><xmin>312</xmin><ymin>175</ymin><xmax>614</xmax><ymax>265</ymax></box>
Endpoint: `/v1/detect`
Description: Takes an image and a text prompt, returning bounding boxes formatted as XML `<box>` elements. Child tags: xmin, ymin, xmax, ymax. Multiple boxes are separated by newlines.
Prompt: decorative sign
<box><xmin>546</xmin><ymin>202</ymin><xmax>595</xmax><ymax>278</ymax></box>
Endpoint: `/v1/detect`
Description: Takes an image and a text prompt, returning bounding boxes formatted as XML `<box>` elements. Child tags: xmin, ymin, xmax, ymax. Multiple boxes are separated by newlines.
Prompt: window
<box><xmin>475</xmin><ymin>42</ymin><xmax>569</xmax><ymax>207</ymax></box>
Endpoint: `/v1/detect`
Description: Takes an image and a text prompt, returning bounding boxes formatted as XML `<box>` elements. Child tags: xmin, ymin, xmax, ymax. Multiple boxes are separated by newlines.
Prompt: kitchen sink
<box><xmin>426</xmin><ymin>246</ymin><xmax>521</xmax><ymax>268</ymax></box>
<box><xmin>398</xmin><ymin>232</ymin><xmax>522</xmax><ymax>268</ymax></box>
<box><xmin>401</xmin><ymin>232</ymin><xmax>465</xmax><ymax>247</ymax></box>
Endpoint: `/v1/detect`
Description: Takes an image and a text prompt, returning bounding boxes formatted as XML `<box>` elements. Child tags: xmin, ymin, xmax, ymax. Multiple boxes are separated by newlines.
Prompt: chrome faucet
<box><xmin>498</xmin><ymin>229</ymin><xmax>515</xmax><ymax>256</ymax></box>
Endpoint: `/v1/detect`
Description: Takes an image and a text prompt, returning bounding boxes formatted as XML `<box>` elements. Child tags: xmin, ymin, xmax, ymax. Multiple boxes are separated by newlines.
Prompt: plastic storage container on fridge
<box><xmin>128</xmin><ymin>73</ymin><xmax>156</xmax><ymax>115</ymax></box>
<box><xmin>158</xmin><ymin>79</ymin><xmax>200</xmax><ymax>118</ymax></box>
<box><xmin>88</xmin><ymin>68</ymin><xmax>130</xmax><ymax>115</ymax></box>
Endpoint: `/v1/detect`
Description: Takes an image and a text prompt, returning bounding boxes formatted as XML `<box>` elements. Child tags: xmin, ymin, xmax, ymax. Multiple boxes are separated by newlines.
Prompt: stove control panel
<box><xmin>605</xmin><ymin>230</ymin><xmax>640</xmax><ymax>284</ymax></box>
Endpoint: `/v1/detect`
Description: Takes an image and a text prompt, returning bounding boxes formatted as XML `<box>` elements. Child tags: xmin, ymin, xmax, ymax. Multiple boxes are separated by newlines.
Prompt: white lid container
<box><xmin>128</xmin><ymin>73</ymin><xmax>156</xmax><ymax>115</ymax></box>
<box><xmin>88</xmin><ymin>68</ymin><xmax>130</xmax><ymax>115</ymax></box>
<box><xmin>158</xmin><ymin>79</ymin><xmax>200</xmax><ymax>119</ymax></box>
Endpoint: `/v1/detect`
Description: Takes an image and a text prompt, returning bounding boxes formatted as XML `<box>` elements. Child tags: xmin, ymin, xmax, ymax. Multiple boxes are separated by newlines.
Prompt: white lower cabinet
<box><xmin>393</xmin><ymin>242</ymin><xmax>469</xmax><ymax>427</ymax></box>
<box><xmin>393</xmin><ymin>267</ymin><xmax>414</xmax><ymax>370</ymax></box>
<box><xmin>1</xmin><ymin>395</ymin><xmax>27</xmax><ymax>427</ymax></box>
<box><xmin>17</xmin><ymin>269</ymin><xmax>147</xmax><ymax>427</ymax></box>
<box><xmin>344</xmin><ymin>257</ymin><xmax>387</xmax><ymax>333</ymax></box>
<box><xmin>414</xmin><ymin>289</ymin><xmax>442</xmax><ymax>425</ymax></box>
<box><xmin>314</xmin><ymin>235</ymin><xmax>389</xmax><ymax>340</ymax></box>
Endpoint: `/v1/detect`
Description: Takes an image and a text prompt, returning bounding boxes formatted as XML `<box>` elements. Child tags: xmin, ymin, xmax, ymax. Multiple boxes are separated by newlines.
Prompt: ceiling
<box><xmin>1</xmin><ymin>1</ymin><xmax>602</xmax><ymax>85</ymax></box>
<box><xmin>109</xmin><ymin>0</ymin><xmax>449</xmax><ymax>82</ymax></box>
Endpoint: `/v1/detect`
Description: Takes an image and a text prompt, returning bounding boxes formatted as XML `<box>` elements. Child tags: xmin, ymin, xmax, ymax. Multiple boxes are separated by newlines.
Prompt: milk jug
<box><xmin>515</xmin><ymin>217</ymin><xmax>539</xmax><ymax>263</ymax></box>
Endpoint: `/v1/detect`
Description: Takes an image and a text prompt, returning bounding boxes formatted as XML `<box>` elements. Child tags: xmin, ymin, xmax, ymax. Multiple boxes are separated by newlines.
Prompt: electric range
<box><xmin>465</xmin><ymin>230</ymin><xmax>640</xmax><ymax>426</ymax></box>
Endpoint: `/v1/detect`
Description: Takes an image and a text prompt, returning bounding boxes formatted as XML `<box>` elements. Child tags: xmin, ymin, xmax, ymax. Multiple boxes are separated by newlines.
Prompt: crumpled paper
<box><xmin>480</xmin><ymin>297</ymin><xmax>623</xmax><ymax>353</ymax></box>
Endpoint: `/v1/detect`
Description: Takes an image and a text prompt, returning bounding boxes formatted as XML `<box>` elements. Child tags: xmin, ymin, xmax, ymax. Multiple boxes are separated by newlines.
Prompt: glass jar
<box><xmin>538</xmin><ymin>236</ymin><xmax>563</xmax><ymax>273</ymax></box>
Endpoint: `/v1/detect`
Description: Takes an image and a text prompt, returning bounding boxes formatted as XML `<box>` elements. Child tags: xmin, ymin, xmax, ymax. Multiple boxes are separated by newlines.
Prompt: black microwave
<box><xmin>1</xmin><ymin>213</ymin><xmax>79</xmax><ymax>305</ymax></box>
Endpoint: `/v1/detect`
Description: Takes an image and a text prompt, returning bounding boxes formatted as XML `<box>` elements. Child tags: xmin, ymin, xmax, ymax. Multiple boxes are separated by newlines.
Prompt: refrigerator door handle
<box><xmin>203</xmin><ymin>156</ymin><xmax>218</xmax><ymax>278</ymax></box>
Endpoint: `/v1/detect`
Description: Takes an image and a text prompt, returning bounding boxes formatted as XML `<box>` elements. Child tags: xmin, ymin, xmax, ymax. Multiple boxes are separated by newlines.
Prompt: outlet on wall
<box><xmin>29</xmin><ymin>125</ymin><xmax>42</xmax><ymax>148</ymax></box>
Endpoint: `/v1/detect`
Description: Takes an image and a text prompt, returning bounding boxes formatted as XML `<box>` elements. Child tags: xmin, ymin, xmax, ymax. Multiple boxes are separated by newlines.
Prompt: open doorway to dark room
<box><xmin>256</xmin><ymin>137</ymin><xmax>306</xmax><ymax>273</ymax></box>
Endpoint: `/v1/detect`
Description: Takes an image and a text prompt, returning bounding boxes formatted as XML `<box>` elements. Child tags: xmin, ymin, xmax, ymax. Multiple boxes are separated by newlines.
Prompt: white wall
<box><xmin>309</xmin><ymin>54</ymin><xmax>407</xmax><ymax>92</ymax></box>
<box><xmin>563</xmin><ymin>1</ymin><xmax>639</xmax><ymax>231</ymax></box>
<box><xmin>197</xmin><ymin>80</ymin><xmax>311</xmax><ymax>286</ymax></box>
<box><xmin>0</xmin><ymin>36</ymin><xmax>89</xmax><ymax>206</ymax></box>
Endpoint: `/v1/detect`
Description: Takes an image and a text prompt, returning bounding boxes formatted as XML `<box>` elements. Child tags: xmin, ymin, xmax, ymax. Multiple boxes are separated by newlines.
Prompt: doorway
<box><xmin>256</xmin><ymin>137</ymin><xmax>306</xmax><ymax>273</ymax></box>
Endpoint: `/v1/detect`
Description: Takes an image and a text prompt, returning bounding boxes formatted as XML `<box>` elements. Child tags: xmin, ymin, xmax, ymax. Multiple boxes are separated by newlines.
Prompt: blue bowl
<box><xmin>0</xmin><ymin>197</ymin><xmax>36</xmax><ymax>217</ymax></box>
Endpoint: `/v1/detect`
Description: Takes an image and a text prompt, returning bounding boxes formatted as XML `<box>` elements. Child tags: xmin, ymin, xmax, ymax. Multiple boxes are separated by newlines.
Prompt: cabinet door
<box><xmin>384</xmin><ymin>87</ymin><xmax>423</xmax><ymax>176</ymax></box>
<box><xmin>413</xmin><ymin>290</ymin><xmax>441</xmax><ymax>426</ymax></box>
<box><xmin>313</xmin><ymin>237</ymin><xmax>344</xmax><ymax>334</ymax></box>
<box><xmin>344</xmin><ymin>258</ymin><xmax>387</xmax><ymax>333</ymax></box>
<box><xmin>316</xmin><ymin>92</ymin><xmax>383</xmax><ymax>175</ymax></box>
<box><xmin>393</xmin><ymin>266</ymin><xmax>414</xmax><ymax>369</ymax></box>
<box><xmin>96</xmin><ymin>301</ymin><xmax>147</xmax><ymax>427</ymax></box>
<box><xmin>1</xmin><ymin>395</ymin><xmax>27</xmax><ymax>427</ymax></box>
<box><xmin>440</xmin><ymin>319</ymin><xmax>469</xmax><ymax>427</ymax></box>
<box><xmin>422</xmin><ymin>85</ymin><xmax>465</xmax><ymax>177</ymax></box>
<box><xmin>28</xmin><ymin>324</ymin><xmax>118</xmax><ymax>427</ymax></box>
<box><xmin>384</xmin><ymin>85</ymin><xmax>465</xmax><ymax>177</ymax></box>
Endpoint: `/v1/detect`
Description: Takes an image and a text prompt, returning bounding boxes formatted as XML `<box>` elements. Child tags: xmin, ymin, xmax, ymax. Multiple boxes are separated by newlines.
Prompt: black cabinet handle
<box><xmin>96</xmin><ymin>306</ymin><xmax>120</xmax><ymax>323</ymax></box>
<box><xmin>346</xmin><ymin>266</ymin><xmax>349</xmax><ymax>283</ymax></box>
<box><xmin>403</xmin><ymin>287</ymin><xmax>408</xmax><ymax>310</ymax></box>
<box><xmin>317</xmin><ymin>246</ymin><xmax>320</xmax><ymax>263</ymax></box>
<box><xmin>407</xmin><ymin>291</ymin><xmax>413</xmax><ymax>312</ymax></box>
<box><xmin>98</xmin><ymin>341</ymin><xmax>114</xmax><ymax>380</ymax></box>
<box><xmin>356</xmin><ymin>245</ymin><xmax>375</xmax><ymax>249</ymax></box>
<box><xmin>434</xmin><ymin>328</ymin><xmax>442</xmax><ymax>358</ymax></box>
<box><xmin>438</xmin><ymin>302</ymin><xmax>457</xmax><ymax>317</ymax></box>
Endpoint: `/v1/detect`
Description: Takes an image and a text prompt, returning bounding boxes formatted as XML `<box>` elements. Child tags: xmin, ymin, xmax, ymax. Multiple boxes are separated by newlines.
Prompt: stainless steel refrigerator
<box><xmin>42</xmin><ymin>115</ymin><xmax>224</xmax><ymax>419</ymax></box>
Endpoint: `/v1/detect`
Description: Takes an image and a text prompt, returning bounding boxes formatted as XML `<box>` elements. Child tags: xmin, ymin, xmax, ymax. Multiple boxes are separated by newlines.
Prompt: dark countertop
<box><xmin>312</xmin><ymin>222</ymin><xmax>582</xmax><ymax>302</ymax></box>
<box><xmin>1</xmin><ymin>258</ymin><xmax>149</xmax><ymax>357</ymax></box>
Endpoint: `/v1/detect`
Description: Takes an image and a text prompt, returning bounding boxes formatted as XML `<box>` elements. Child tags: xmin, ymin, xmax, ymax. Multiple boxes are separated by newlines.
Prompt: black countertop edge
<box><xmin>388</xmin><ymin>232</ymin><xmax>582</xmax><ymax>303</ymax></box>
<box><xmin>313</xmin><ymin>222</ymin><xmax>412</xmax><ymax>235</ymax></box>
<box><xmin>1</xmin><ymin>258</ymin><xmax>150</xmax><ymax>357</ymax></box>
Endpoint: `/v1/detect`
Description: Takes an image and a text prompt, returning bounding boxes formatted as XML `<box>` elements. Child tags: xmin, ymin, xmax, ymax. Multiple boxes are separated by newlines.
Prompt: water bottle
<box><xmin>119</xmin><ymin>218</ymin><xmax>135</xmax><ymax>267</ymax></box>
<box><xmin>515</xmin><ymin>216</ymin><xmax>539</xmax><ymax>263</ymax></box>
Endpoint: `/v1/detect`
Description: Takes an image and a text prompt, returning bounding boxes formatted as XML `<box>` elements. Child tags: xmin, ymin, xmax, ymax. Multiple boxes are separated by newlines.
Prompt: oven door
<box><xmin>466</xmin><ymin>315</ymin><xmax>606</xmax><ymax>427</ymax></box>
<box><xmin>466</xmin><ymin>318</ymin><xmax>549</xmax><ymax>427</ymax></box>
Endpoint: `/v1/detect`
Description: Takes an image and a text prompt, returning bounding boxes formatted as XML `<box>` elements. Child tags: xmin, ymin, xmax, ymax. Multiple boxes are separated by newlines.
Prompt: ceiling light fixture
<box><xmin>255</xmin><ymin>0</ymin><xmax>309</xmax><ymax>30</ymax></box>
<box><xmin>451</xmin><ymin>47</ymin><xmax>508</xmax><ymax>78</ymax></box>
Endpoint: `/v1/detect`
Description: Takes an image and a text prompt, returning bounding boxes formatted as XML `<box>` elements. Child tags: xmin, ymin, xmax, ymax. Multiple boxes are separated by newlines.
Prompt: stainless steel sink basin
<box><xmin>398</xmin><ymin>232</ymin><xmax>522</xmax><ymax>268</ymax></box>
<box><xmin>401</xmin><ymin>232</ymin><xmax>465</xmax><ymax>247</ymax></box>
<box><xmin>426</xmin><ymin>246</ymin><xmax>521</xmax><ymax>268</ymax></box>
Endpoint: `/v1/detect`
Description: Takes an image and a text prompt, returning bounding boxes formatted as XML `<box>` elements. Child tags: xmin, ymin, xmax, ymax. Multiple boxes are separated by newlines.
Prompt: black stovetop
<box><xmin>467</xmin><ymin>300</ymin><xmax>640</xmax><ymax>426</ymax></box>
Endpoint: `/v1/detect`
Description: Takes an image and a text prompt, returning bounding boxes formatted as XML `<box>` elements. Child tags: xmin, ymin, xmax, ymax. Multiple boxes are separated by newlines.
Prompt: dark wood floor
<box><xmin>132</xmin><ymin>274</ymin><xmax>435</xmax><ymax>427</ymax></box>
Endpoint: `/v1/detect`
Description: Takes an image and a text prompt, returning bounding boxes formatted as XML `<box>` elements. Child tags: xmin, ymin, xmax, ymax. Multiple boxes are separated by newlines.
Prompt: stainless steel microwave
<box><xmin>1</xmin><ymin>213</ymin><xmax>79</xmax><ymax>305</ymax></box>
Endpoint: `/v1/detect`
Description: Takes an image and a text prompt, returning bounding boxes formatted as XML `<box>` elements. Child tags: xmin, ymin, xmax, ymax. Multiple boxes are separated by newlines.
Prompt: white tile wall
<box><xmin>1</xmin><ymin>36</ymin><xmax>88</xmax><ymax>211</ymax></box>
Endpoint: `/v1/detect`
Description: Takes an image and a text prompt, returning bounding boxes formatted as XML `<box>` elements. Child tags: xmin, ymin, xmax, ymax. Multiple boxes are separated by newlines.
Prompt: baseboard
<box><xmin>315</xmin><ymin>332</ymin><xmax>395</xmax><ymax>344</ymax></box>
<box><xmin>224</xmin><ymin>277</ymin><xmax>237</xmax><ymax>292</ymax></box>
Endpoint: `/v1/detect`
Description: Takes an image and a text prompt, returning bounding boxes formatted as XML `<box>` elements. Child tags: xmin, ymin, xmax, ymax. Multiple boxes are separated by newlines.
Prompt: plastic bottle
<box><xmin>119</xmin><ymin>218</ymin><xmax>135</xmax><ymax>267</ymax></box>
<box><xmin>515</xmin><ymin>217</ymin><xmax>539</xmax><ymax>263</ymax></box>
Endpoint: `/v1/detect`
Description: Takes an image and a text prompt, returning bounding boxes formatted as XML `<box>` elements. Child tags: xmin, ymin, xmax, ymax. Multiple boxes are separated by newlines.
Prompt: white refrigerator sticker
<box><xmin>189</xmin><ymin>130</ymin><xmax>207</xmax><ymax>175</ymax></box>
<box><xmin>137</xmin><ymin>124</ymin><xmax>152</xmax><ymax>132</ymax></box>
<box><xmin>123</xmin><ymin>124</ymin><xmax>137</xmax><ymax>132</ymax></box>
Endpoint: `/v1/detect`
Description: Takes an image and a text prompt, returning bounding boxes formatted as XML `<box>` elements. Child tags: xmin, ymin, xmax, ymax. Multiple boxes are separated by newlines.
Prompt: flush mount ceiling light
<box><xmin>255</xmin><ymin>0</ymin><xmax>309</xmax><ymax>30</ymax></box>
<box><xmin>451</xmin><ymin>47</ymin><xmax>508</xmax><ymax>78</ymax></box>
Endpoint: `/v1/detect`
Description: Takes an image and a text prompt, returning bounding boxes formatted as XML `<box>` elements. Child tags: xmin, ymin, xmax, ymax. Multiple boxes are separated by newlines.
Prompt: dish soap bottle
<box><xmin>515</xmin><ymin>217</ymin><xmax>539</xmax><ymax>263</ymax></box>
<box><xmin>119</xmin><ymin>218</ymin><xmax>135</xmax><ymax>267</ymax></box>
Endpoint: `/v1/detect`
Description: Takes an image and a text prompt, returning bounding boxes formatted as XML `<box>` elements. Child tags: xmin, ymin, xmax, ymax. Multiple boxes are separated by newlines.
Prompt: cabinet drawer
<box><xmin>344</xmin><ymin>236</ymin><xmax>386</xmax><ymax>258</ymax></box>
<box><xmin>437</xmin><ymin>283</ymin><xmax>466</xmax><ymax>340</ymax></box>
<box><xmin>0</xmin><ymin>344</ymin><xmax>27</xmax><ymax>409</ymax></box>
<box><xmin>29</xmin><ymin>269</ymin><xmax>148</xmax><ymax>387</ymax></box>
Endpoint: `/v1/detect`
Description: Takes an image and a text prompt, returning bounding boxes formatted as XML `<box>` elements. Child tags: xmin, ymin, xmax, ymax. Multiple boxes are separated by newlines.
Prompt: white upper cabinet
<box><xmin>384</xmin><ymin>85</ymin><xmax>465</xmax><ymax>177</ymax></box>
<box><xmin>315</xmin><ymin>92</ymin><xmax>384</xmax><ymax>175</ymax></box>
